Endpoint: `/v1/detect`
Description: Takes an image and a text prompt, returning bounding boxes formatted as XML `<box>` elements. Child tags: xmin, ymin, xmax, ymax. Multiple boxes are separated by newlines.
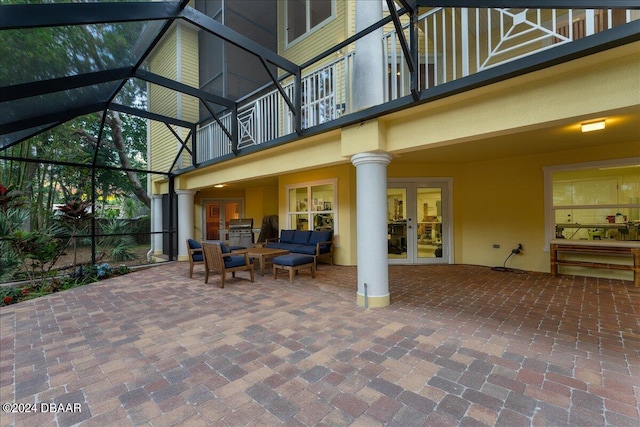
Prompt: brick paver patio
<box><xmin>1</xmin><ymin>262</ymin><xmax>638</xmax><ymax>426</ymax></box>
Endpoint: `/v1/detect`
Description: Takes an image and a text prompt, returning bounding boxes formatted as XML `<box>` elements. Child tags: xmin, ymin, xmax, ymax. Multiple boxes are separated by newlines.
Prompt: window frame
<box><xmin>285</xmin><ymin>178</ymin><xmax>338</xmax><ymax>232</ymax></box>
<box><xmin>285</xmin><ymin>0</ymin><xmax>335</xmax><ymax>47</ymax></box>
<box><xmin>543</xmin><ymin>157</ymin><xmax>640</xmax><ymax>249</ymax></box>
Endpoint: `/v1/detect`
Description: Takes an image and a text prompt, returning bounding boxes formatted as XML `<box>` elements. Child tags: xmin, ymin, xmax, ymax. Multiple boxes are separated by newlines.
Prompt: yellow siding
<box><xmin>149</xmin><ymin>30</ymin><xmax>179</xmax><ymax>186</ymax></box>
<box><xmin>149</xmin><ymin>24</ymin><xmax>201</xmax><ymax>179</ymax></box>
<box><xmin>178</xmin><ymin>24</ymin><xmax>200</xmax><ymax>169</ymax></box>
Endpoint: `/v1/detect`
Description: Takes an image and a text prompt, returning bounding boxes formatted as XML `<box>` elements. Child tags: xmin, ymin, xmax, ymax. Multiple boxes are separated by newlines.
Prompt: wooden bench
<box><xmin>550</xmin><ymin>239</ymin><xmax>640</xmax><ymax>287</ymax></box>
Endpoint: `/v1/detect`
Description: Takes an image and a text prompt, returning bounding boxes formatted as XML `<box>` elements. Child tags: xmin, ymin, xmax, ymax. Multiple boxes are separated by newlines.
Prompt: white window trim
<box><xmin>542</xmin><ymin>157</ymin><xmax>640</xmax><ymax>251</ymax></box>
<box><xmin>285</xmin><ymin>178</ymin><xmax>338</xmax><ymax>232</ymax></box>
<box><xmin>284</xmin><ymin>0</ymin><xmax>336</xmax><ymax>48</ymax></box>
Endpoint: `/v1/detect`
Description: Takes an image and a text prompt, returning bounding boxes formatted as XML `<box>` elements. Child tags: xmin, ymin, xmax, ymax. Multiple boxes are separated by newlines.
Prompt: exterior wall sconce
<box><xmin>581</xmin><ymin>120</ymin><xmax>605</xmax><ymax>132</ymax></box>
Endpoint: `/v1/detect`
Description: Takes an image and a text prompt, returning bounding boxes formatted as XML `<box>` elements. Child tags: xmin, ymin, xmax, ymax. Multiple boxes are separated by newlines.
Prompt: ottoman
<box><xmin>272</xmin><ymin>254</ymin><xmax>316</xmax><ymax>283</ymax></box>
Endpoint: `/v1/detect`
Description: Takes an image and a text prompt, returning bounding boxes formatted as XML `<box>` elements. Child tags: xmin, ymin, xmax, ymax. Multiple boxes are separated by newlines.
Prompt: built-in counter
<box><xmin>550</xmin><ymin>239</ymin><xmax>640</xmax><ymax>287</ymax></box>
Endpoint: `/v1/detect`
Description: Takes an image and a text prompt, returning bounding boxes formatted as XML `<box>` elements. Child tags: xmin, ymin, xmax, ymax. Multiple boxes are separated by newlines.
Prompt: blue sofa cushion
<box><xmin>293</xmin><ymin>230</ymin><xmax>312</xmax><ymax>244</ymax></box>
<box><xmin>309</xmin><ymin>230</ymin><xmax>332</xmax><ymax>245</ymax></box>
<box><xmin>317</xmin><ymin>244</ymin><xmax>331</xmax><ymax>254</ymax></box>
<box><xmin>280</xmin><ymin>230</ymin><xmax>296</xmax><ymax>243</ymax></box>
<box><xmin>290</xmin><ymin>244</ymin><xmax>316</xmax><ymax>255</ymax></box>
<box><xmin>265</xmin><ymin>242</ymin><xmax>289</xmax><ymax>250</ymax></box>
<box><xmin>224</xmin><ymin>255</ymin><xmax>247</xmax><ymax>268</ymax></box>
<box><xmin>272</xmin><ymin>254</ymin><xmax>314</xmax><ymax>266</ymax></box>
<box><xmin>219</xmin><ymin>243</ymin><xmax>231</xmax><ymax>253</ymax></box>
<box><xmin>188</xmin><ymin>239</ymin><xmax>203</xmax><ymax>261</ymax></box>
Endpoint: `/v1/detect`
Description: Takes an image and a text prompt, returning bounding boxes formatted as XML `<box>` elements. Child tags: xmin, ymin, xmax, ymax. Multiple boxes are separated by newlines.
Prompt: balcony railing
<box><xmin>196</xmin><ymin>7</ymin><xmax>637</xmax><ymax>164</ymax></box>
<box><xmin>197</xmin><ymin>52</ymin><xmax>354</xmax><ymax>162</ymax></box>
<box><xmin>383</xmin><ymin>8</ymin><xmax>638</xmax><ymax>100</ymax></box>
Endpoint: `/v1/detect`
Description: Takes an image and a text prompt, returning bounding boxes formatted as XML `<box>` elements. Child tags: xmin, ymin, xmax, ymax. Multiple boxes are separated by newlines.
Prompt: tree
<box><xmin>0</xmin><ymin>11</ymin><xmax>151</xmax><ymax>213</ymax></box>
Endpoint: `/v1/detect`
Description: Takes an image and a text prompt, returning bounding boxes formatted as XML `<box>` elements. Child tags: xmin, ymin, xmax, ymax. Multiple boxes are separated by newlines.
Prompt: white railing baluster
<box><xmin>194</xmin><ymin>6</ymin><xmax>637</xmax><ymax>163</ymax></box>
<box><xmin>586</xmin><ymin>9</ymin><xmax>595</xmax><ymax>35</ymax></box>
<box><xmin>433</xmin><ymin>12</ymin><xmax>438</xmax><ymax>86</ymax></box>
<box><xmin>476</xmin><ymin>9</ymin><xmax>480</xmax><ymax>73</ymax></box>
<box><xmin>443</xmin><ymin>9</ymin><xmax>448</xmax><ymax>83</ymax></box>
<box><xmin>424</xmin><ymin>14</ymin><xmax>430</xmax><ymax>89</ymax></box>
<box><xmin>461</xmin><ymin>8</ymin><xmax>469</xmax><ymax>77</ymax></box>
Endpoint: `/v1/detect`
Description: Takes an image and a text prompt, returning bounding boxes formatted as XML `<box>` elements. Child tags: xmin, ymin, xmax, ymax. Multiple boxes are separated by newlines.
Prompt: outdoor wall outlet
<box><xmin>493</xmin><ymin>244</ymin><xmax>500</xmax><ymax>248</ymax></box>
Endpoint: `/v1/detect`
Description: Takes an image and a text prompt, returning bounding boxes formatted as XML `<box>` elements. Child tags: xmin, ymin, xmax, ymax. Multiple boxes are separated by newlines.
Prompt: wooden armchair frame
<box><xmin>202</xmin><ymin>242</ymin><xmax>254</xmax><ymax>288</ymax></box>
<box><xmin>186</xmin><ymin>239</ymin><xmax>204</xmax><ymax>278</ymax></box>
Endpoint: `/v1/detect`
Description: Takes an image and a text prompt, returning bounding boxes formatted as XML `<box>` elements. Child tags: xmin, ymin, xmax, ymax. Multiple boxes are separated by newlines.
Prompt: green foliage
<box><xmin>0</xmin><ymin>208</ymin><xmax>28</xmax><ymax>281</ymax></box>
<box><xmin>7</xmin><ymin>226</ymin><xmax>68</xmax><ymax>286</ymax></box>
<box><xmin>99</xmin><ymin>219</ymin><xmax>138</xmax><ymax>262</ymax></box>
<box><xmin>0</xmin><ymin>185</ymin><xmax>29</xmax><ymax>281</ymax></box>
<box><xmin>56</xmin><ymin>199</ymin><xmax>93</xmax><ymax>273</ymax></box>
<box><xmin>1</xmin><ymin>263</ymin><xmax>131</xmax><ymax>307</ymax></box>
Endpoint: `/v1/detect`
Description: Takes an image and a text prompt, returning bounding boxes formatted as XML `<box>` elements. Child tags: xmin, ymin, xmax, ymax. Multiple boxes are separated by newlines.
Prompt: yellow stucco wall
<box><xmin>388</xmin><ymin>145</ymin><xmax>638</xmax><ymax>278</ymax></box>
<box><xmin>277</xmin><ymin>164</ymin><xmax>357</xmax><ymax>266</ymax></box>
<box><xmin>151</xmin><ymin>18</ymin><xmax>638</xmax><ymax>282</ymax></box>
<box><xmin>383</xmin><ymin>43</ymin><xmax>639</xmax><ymax>153</ymax></box>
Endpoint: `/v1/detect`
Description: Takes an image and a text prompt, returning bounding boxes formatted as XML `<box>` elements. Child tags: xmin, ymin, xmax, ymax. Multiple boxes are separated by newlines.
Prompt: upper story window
<box><xmin>287</xmin><ymin>0</ymin><xmax>333</xmax><ymax>45</ymax></box>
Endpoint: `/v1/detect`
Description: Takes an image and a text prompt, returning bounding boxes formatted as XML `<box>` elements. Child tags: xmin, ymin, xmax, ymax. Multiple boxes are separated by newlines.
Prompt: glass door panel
<box><xmin>206</xmin><ymin>202</ymin><xmax>221</xmax><ymax>240</ymax></box>
<box><xmin>388</xmin><ymin>181</ymin><xmax>450</xmax><ymax>264</ymax></box>
<box><xmin>204</xmin><ymin>200</ymin><xmax>241</xmax><ymax>241</ymax></box>
<box><xmin>387</xmin><ymin>188</ymin><xmax>408</xmax><ymax>259</ymax></box>
<box><xmin>416</xmin><ymin>188</ymin><xmax>443</xmax><ymax>259</ymax></box>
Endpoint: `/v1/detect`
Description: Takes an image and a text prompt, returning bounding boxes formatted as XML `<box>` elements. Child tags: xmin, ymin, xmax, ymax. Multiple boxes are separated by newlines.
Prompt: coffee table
<box><xmin>232</xmin><ymin>247</ymin><xmax>289</xmax><ymax>275</ymax></box>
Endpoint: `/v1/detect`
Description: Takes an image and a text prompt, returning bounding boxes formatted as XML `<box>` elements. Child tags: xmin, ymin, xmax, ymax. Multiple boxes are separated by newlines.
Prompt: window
<box><xmin>544</xmin><ymin>159</ymin><xmax>640</xmax><ymax>244</ymax></box>
<box><xmin>286</xmin><ymin>0</ymin><xmax>333</xmax><ymax>44</ymax></box>
<box><xmin>287</xmin><ymin>179</ymin><xmax>337</xmax><ymax>232</ymax></box>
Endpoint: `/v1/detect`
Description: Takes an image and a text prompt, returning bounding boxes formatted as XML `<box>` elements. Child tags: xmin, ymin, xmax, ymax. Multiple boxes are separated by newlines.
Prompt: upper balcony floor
<box><xmin>189</xmin><ymin>5</ymin><xmax>640</xmax><ymax>169</ymax></box>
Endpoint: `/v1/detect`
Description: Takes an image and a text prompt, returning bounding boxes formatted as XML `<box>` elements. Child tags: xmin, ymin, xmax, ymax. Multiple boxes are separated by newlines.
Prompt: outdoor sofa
<box><xmin>265</xmin><ymin>230</ymin><xmax>334</xmax><ymax>267</ymax></box>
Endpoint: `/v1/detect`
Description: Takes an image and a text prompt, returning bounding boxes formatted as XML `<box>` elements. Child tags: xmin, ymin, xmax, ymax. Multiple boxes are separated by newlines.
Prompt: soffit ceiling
<box><xmin>392</xmin><ymin>109</ymin><xmax>640</xmax><ymax>164</ymax></box>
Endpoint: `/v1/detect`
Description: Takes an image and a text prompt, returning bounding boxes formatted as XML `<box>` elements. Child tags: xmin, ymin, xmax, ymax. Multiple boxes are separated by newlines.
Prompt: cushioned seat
<box><xmin>272</xmin><ymin>254</ymin><xmax>315</xmax><ymax>283</ymax></box>
<box><xmin>186</xmin><ymin>239</ymin><xmax>204</xmax><ymax>278</ymax></box>
<box><xmin>264</xmin><ymin>230</ymin><xmax>334</xmax><ymax>267</ymax></box>
<box><xmin>224</xmin><ymin>255</ymin><xmax>250</xmax><ymax>268</ymax></box>
<box><xmin>202</xmin><ymin>242</ymin><xmax>254</xmax><ymax>288</ymax></box>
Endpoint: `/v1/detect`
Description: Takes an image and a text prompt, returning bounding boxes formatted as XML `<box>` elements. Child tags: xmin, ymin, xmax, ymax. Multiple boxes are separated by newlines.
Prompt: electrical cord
<box><xmin>491</xmin><ymin>246</ymin><xmax>527</xmax><ymax>274</ymax></box>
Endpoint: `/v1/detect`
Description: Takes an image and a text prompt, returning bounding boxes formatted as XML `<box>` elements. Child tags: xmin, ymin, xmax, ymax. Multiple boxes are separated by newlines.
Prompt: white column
<box><xmin>151</xmin><ymin>195</ymin><xmax>164</xmax><ymax>256</ymax></box>
<box><xmin>176</xmin><ymin>190</ymin><xmax>195</xmax><ymax>261</ymax></box>
<box><xmin>353</xmin><ymin>0</ymin><xmax>384</xmax><ymax>111</ymax></box>
<box><xmin>351</xmin><ymin>152</ymin><xmax>393</xmax><ymax>307</ymax></box>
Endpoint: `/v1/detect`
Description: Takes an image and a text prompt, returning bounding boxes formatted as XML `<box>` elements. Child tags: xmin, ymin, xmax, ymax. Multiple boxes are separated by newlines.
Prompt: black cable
<box><xmin>491</xmin><ymin>249</ymin><xmax>527</xmax><ymax>274</ymax></box>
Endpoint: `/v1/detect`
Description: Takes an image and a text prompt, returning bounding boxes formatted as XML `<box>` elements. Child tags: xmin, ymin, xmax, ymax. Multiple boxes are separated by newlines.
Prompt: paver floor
<box><xmin>1</xmin><ymin>262</ymin><xmax>638</xmax><ymax>426</ymax></box>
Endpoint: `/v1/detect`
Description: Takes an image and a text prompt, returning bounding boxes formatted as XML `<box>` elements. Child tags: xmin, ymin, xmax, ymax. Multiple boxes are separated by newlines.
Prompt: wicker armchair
<box><xmin>202</xmin><ymin>242</ymin><xmax>254</xmax><ymax>288</ymax></box>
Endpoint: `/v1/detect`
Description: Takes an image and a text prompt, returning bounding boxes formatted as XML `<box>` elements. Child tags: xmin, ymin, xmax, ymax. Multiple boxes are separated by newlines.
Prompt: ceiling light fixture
<box><xmin>581</xmin><ymin>120</ymin><xmax>605</xmax><ymax>133</ymax></box>
<box><xmin>214</xmin><ymin>184</ymin><xmax>225</xmax><ymax>188</ymax></box>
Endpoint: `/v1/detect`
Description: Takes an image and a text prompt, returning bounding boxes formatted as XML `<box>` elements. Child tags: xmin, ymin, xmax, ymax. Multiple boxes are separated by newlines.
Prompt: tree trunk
<box><xmin>107</xmin><ymin>111</ymin><xmax>151</xmax><ymax>208</ymax></box>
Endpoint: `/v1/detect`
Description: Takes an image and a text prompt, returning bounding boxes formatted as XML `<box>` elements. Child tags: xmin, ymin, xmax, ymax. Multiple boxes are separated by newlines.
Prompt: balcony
<box><xmin>195</xmin><ymin>7</ymin><xmax>639</xmax><ymax>165</ymax></box>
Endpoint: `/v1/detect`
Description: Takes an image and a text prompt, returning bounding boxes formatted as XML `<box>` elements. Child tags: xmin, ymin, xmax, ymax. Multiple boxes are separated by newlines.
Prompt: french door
<box><xmin>203</xmin><ymin>199</ymin><xmax>243</xmax><ymax>241</ymax></box>
<box><xmin>387</xmin><ymin>180</ymin><xmax>452</xmax><ymax>264</ymax></box>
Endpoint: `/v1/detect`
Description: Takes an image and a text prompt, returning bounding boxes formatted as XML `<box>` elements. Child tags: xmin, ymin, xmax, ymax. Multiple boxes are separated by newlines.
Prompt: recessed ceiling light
<box><xmin>581</xmin><ymin>120</ymin><xmax>605</xmax><ymax>133</ymax></box>
<box><xmin>214</xmin><ymin>184</ymin><xmax>225</xmax><ymax>188</ymax></box>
